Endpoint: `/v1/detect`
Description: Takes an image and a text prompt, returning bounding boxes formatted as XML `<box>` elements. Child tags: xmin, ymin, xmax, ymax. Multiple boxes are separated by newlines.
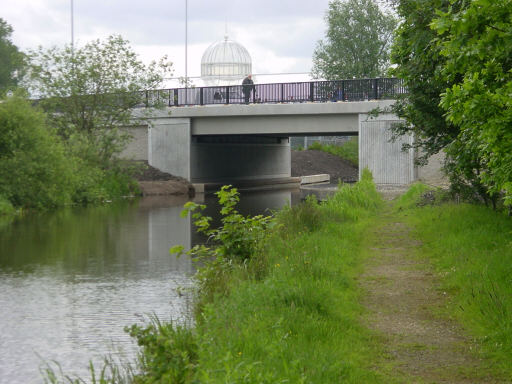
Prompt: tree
<box><xmin>389</xmin><ymin>0</ymin><xmax>462</xmax><ymax>163</ymax></box>
<box><xmin>0</xmin><ymin>94</ymin><xmax>75</xmax><ymax>208</ymax></box>
<box><xmin>312</xmin><ymin>0</ymin><xmax>397</xmax><ymax>80</ymax></box>
<box><xmin>0</xmin><ymin>18</ymin><xmax>26</xmax><ymax>96</ymax></box>
<box><xmin>28</xmin><ymin>35</ymin><xmax>172</xmax><ymax>166</ymax></box>
<box><xmin>432</xmin><ymin>0</ymin><xmax>512</xmax><ymax>206</ymax></box>
<box><xmin>390</xmin><ymin>0</ymin><xmax>511</xmax><ymax>207</ymax></box>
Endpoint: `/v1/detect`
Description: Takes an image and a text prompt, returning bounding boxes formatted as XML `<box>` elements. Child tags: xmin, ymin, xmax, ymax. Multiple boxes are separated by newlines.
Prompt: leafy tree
<box><xmin>389</xmin><ymin>0</ymin><xmax>493</xmax><ymax>203</ymax></box>
<box><xmin>312</xmin><ymin>0</ymin><xmax>397</xmax><ymax>79</ymax></box>
<box><xmin>28</xmin><ymin>35</ymin><xmax>172</xmax><ymax>166</ymax></box>
<box><xmin>432</xmin><ymin>0</ymin><xmax>512</xmax><ymax>206</ymax></box>
<box><xmin>389</xmin><ymin>0</ymin><xmax>463</xmax><ymax>163</ymax></box>
<box><xmin>391</xmin><ymin>0</ymin><xmax>511</xmax><ymax>206</ymax></box>
<box><xmin>0</xmin><ymin>94</ymin><xmax>75</xmax><ymax>208</ymax></box>
<box><xmin>0</xmin><ymin>18</ymin><xmax>26</xmax><ymax>96</ymax></box>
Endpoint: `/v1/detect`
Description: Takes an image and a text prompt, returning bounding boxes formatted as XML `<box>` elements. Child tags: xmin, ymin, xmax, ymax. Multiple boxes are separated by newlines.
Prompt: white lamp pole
<box><xmin>71</xmin><ymin>0</ymin><xmax>74</xmax><ymax>51</ymax></box>
<box><xmin>185</xmin><ymin>0</ymin><xmax>188</xmax><ymax>104</ymax></box>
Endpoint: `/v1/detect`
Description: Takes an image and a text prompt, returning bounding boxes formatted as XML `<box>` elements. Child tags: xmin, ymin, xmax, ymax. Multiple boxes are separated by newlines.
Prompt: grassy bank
<box><xmin>308</xmin><ymin>136</ymin><xmax>358</xmax><ymax>166</ymax></box>
<box><xmin>43</xmin><ymin>181</ymin><xmax>512</xmax><ymax>383</ymax></box>
<box><xmin>395</xmin><ymin>186</ymin><xmax>512</xmax><ymax>377</ymax></box>
<box><xmin>125</xmin><ymin>171</ymin><xmax>393</xmax><ymax>383</ymax></box>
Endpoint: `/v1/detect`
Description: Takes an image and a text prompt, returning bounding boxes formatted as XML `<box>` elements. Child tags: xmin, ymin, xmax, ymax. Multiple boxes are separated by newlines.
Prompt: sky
<box><xmin>2</xmin><ymin>0</ymin><xmax>333</xmax><ymax>85</ymax></box>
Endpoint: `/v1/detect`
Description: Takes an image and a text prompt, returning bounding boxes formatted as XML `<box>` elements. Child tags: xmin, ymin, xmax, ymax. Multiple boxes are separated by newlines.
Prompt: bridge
<box><xmin>123</xmin><ymin>78</ymin><xmax>442</xmax><ymax>188</ymax></box>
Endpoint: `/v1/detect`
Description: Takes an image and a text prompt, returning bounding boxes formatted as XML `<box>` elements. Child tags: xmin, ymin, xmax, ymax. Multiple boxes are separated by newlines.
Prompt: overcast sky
<box><xmin>2</xmin><ymin>0</ymin><xmax>333</xmax><ymax>82</ymax></box>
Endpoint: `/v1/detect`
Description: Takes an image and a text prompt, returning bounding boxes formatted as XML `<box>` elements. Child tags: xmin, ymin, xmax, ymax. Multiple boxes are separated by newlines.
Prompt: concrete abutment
<box><xmin>121</xmin><ymin>102</ymin><xmax>445</xmax><ymax>187</ymax></box>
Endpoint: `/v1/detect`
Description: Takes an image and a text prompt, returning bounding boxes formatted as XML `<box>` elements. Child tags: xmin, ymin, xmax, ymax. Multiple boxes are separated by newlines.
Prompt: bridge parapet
<box><xmin>140</xmin><ymin>78</ymin><xmax>405</xmax><ymax>108</ymax></box>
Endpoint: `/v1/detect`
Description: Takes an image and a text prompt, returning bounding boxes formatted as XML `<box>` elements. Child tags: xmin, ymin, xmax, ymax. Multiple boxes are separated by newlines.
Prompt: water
<box><xmin>0</xmin><ymin>190</ymin><xmax>297</xmax><ymax>383</ymax></box>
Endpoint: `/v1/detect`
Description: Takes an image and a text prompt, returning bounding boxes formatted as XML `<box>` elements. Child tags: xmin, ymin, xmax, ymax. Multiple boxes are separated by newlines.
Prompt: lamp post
<box><xmin>184</xmin><ymin>0</ymin><xmax>188</xmax><ymax>104</ymax></box>
<box><xmin>71</xmin><ymin>0</ymin><xmax>74</xmax><ymax>51</ymax></box>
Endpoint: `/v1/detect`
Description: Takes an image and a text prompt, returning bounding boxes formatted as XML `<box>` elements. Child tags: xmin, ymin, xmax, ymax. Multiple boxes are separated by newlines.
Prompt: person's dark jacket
<box><xmin>242</xmin><ymin>77</ymin><xmax>255</xmax><ymax>95</ymax></box>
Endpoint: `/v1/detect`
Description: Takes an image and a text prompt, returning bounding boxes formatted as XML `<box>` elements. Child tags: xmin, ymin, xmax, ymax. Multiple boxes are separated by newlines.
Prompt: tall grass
<box><xmin>126</xmin><ymin>172</ymin><xmax>391</xmax><ymax>383</ymax></box>
<box><xmin>308</xmin><ymin>136</ymin><xmax>358</xmax><ymax>166</ymax></box>
<box><xmin>401</xmin><ymin>197</ymin><xmax>512</xmax><ymax>376</ymax></box>
<box><xmin>41</xmin><ymin>173</ymin><xmax>392</xmax><ymax>383</ymax></box>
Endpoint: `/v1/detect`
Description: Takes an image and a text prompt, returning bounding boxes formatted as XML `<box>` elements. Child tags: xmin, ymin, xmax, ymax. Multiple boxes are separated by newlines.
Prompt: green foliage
<box><xmin>391</xmin><ymin>0</ymin><xmax>511</xmax><ymax>206</ymax></box>
<box><xmin>432</xmin><ymin>0</ymin><xmax>512</xmax><ymax>205</ymax></box>
<box><xmin>134</xmin><ymin>177</ymin><xmax>389</xmax><ymax>383</ymax></box>
<box><xmin>393</xmin><ymin>182</ymin><xmax>435</xmax><ymax>211</ymax></box>
<box><xmin>127</xmin><ymin>318</ymin><xmax>198</xmax><ymax>384</ymax></box>
<box><xmin>0</xmin><ymin>194</ymin><xmax>15</xmax><ymax>215</ymax></box>
<box><xmin>41</xmin><ymin>356</ymin><xmax>134</xmax><ymax>384</ymax></box>
<box><xmin>322</xmin><ymin>168</ymin><xmax>383</xmax><ymax>221</ymax></box>
<box><xmin>390</xmin><ymin>0</ymin><xmax>461</xmax><ymax>163</ymax></box>
<box><xmin>0</xmin><ymin>94</ymin><xmax>75</xmax><ymax>208</ymax></box>
<box><xmin>403</xmin><ymin>202</ymin><xmax>512</xmax><ymax>376</ymax></box>
<box><xmin>0</xmin><ymin>18</ymin><xmax>26</xmax><ymax>96</ymax></box>
<box><xmin>0</xmin><ymin>95</ymin><xmax>139</xmax><ymax>210</ymax></box>
<box><xmin>175</xmin><ymin>185</ymin><xmax>275</xmax><ymax>264</ymax></box>
<box><xmin>188</xmin><ymin>176</ymin><xmax>387</xmax><ymax>382</ymax></box>
<box><xmin>28</xmin><ymin>35</ymin><xmax>172</xmax><ymax>167</ymax></box>
<box><xmin>171</xmin><ymin>186</ymin><xmax>276</xmax><ymax>312</ymax></box>
<box><xmin>308</xmin><ymin>137</ymin><xmax>358</xmax><ymax>166</ymax></box>
<box><xmin>277</xmin><ymin>195</ymin><xmax>322</xmax><ymax>233</ymax></box>
<box><xmin>312</xmin><ymin>0</ymin><xmax>397</xmax><ymax>79</ymax></box>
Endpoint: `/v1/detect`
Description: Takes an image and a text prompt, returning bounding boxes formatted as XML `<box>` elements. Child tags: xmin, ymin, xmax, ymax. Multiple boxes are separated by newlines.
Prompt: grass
<box><xmin>124</xmin><ymin>170</ymin><xmax>396</xmax><ymax>383</ymax></box>
<box><xmin>191</xmin><ymin>179</ymin><xmax>388</xmax><ymax>382</ymax></box>
<box><xmin>308</xmin><ymin>136</ymin><xmax>359</xmax><ymax>166</ymax></box>
<box><xmin>41</xmin><ymin>179</ymin><xmax>512</xmax><ymax>382</ymax></box>
<box><xmin>397</xmin><ymin>189</ymin><xmax>512</xmax><ymax>378</ymax></box>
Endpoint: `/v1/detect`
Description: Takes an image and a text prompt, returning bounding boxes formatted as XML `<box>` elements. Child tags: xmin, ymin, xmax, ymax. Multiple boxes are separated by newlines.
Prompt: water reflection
<box><xmin>0</xmin><ymin>188</ymin><xmax>297</xmax><ymax>383</ymax></box>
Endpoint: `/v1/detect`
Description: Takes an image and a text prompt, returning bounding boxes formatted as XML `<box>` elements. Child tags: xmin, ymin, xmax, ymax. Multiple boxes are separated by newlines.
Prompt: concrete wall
<box><xmin>359</xmin><ymin>114</ymin><xmax>415</xmax><ymax>185</ymax></box>
<box><xmin>418</xmin><ymin>151</ymin><xmax>448</xmax><ymax>187</ymax></box>
<box><xmin>149</xmin><ymin>118</ymin><xmax>191</xmax><ymax>179</ymax></box>
<box><xmin>190</xmin><ymin>137</ymin><xmax>291</xmax><ymax>182</ymax></box>
<box><xmin>119</xmin><ymin>125</ymin><xmax>149</xmax><ymax>161</ymax></box>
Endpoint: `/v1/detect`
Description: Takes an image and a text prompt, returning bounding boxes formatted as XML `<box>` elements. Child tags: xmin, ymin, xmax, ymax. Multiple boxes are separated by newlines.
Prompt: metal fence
<box><xmin>141</xmin><ymin>78</ymin><xmax>406</xmax><ymax>107</ymax></box>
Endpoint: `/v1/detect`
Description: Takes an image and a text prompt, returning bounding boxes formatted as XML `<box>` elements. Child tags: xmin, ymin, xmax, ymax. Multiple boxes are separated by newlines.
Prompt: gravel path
<box><xmin>360</xmin><ymin>209</ymin><xmax>507</xmax><ymax>383</ymax></box>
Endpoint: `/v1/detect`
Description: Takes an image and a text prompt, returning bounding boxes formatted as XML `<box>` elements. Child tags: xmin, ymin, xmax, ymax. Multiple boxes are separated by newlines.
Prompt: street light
<box><xmin>185</xmin><ymin>0</ymin><xmax>188</xmax><ymax>104</ymax></box>
<box><xmin>71</xmin><ymin>0</ymin><xmax>74</xmax><ymax>51</ymax></box>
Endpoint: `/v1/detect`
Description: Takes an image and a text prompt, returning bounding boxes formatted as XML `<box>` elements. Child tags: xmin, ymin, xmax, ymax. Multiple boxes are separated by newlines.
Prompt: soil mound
<box><xmin>133</xmin><ymin>161</ymin><xmax>194</xmax><ymax>196</ymax></box>
<box><xmin>291</xmin><ymin>149</ymin><xmax>358</xmax><ymax>183</ymax></box>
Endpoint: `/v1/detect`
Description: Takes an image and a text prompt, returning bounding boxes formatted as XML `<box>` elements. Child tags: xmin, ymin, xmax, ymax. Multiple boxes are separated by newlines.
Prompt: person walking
<box><xmin>242</xmin><ymin>74</ymin><xmax>255</xmax><ymax>104</ymax></box>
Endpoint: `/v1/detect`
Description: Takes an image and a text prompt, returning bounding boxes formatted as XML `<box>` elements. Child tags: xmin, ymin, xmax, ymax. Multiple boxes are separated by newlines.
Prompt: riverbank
<box><xmin>122</xmin><ymin>180</ymin><xmax>512</xmax><ymax>383</ymax></box>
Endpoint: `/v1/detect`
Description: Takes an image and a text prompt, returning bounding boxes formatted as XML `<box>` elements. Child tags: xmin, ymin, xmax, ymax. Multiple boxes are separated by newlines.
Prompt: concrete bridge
<box><xmin>123</xmin><ymin>82</ymin><xmax>442</xmax><ymax>187</ymax></box>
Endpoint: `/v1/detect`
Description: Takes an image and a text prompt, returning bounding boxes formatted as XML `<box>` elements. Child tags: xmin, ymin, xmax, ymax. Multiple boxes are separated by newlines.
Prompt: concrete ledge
<box><xmin>301</xmin><ymin>174</ymin><xmax>330</xmax><ymax>185</ymax></box>
<box><xmin>200</xmin><ymin>177</ymin><xmax>301</xmax><ymax>193</ymax></box>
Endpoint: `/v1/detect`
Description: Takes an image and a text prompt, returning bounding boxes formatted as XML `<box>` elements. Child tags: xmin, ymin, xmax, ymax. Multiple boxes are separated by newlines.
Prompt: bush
<box><xmin>0</xmin><ymin>195</ymin><xmax>15</xmax><ymax>215</ymax></box>
<box><xmin>0</xmin><ymin>95</ymin><xmax>76</xmax><ymax>209</ymax></box>
<box><xmin>127</xmin><ymin>318</ymin><xmax>198</xmax><ymax>384</ymax></box>
<box><xmin>0</xmin><ymin>95</ymin><xmax>140</xmax><ymax>209</ymax></box>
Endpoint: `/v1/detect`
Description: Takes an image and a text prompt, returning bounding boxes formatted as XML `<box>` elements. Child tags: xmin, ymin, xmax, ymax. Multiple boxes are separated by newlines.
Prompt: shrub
<box><xmin>127</xmin><ymin>318</ymin><xmax>198</xmax><ymax>384</ymax></box>
<box><xmin>0</xmin><ymin>95</ymin><xmax>76</xmax><ymax>209</ymax></box>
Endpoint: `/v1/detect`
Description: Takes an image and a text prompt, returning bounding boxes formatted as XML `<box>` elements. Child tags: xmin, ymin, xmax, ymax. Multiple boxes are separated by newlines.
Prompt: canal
<box><xmin>0</xmin><ymin>189</ymin><xmax>303</xmax><ymax>383</ymax></box>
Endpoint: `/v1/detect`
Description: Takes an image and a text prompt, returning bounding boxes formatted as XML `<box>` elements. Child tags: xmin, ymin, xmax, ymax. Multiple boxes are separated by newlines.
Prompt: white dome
<box><xmin>201</xmin><ymin>35</ymin><xmax>252</xmax><ymax>85</ymax></box>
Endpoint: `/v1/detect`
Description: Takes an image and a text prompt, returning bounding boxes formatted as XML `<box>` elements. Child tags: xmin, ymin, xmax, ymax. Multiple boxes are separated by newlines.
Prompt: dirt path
<box><xmin>360</xmin><ymin>208</ymin><xmax>507</xmax><ymax>383</ymax></box>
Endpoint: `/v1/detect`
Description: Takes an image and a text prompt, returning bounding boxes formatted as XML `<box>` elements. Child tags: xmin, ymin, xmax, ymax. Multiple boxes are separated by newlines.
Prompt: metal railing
<box><xmin>141</xmin><ymin>77</ymin><xmax>406</xmax><ymax>107</ymax></box>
